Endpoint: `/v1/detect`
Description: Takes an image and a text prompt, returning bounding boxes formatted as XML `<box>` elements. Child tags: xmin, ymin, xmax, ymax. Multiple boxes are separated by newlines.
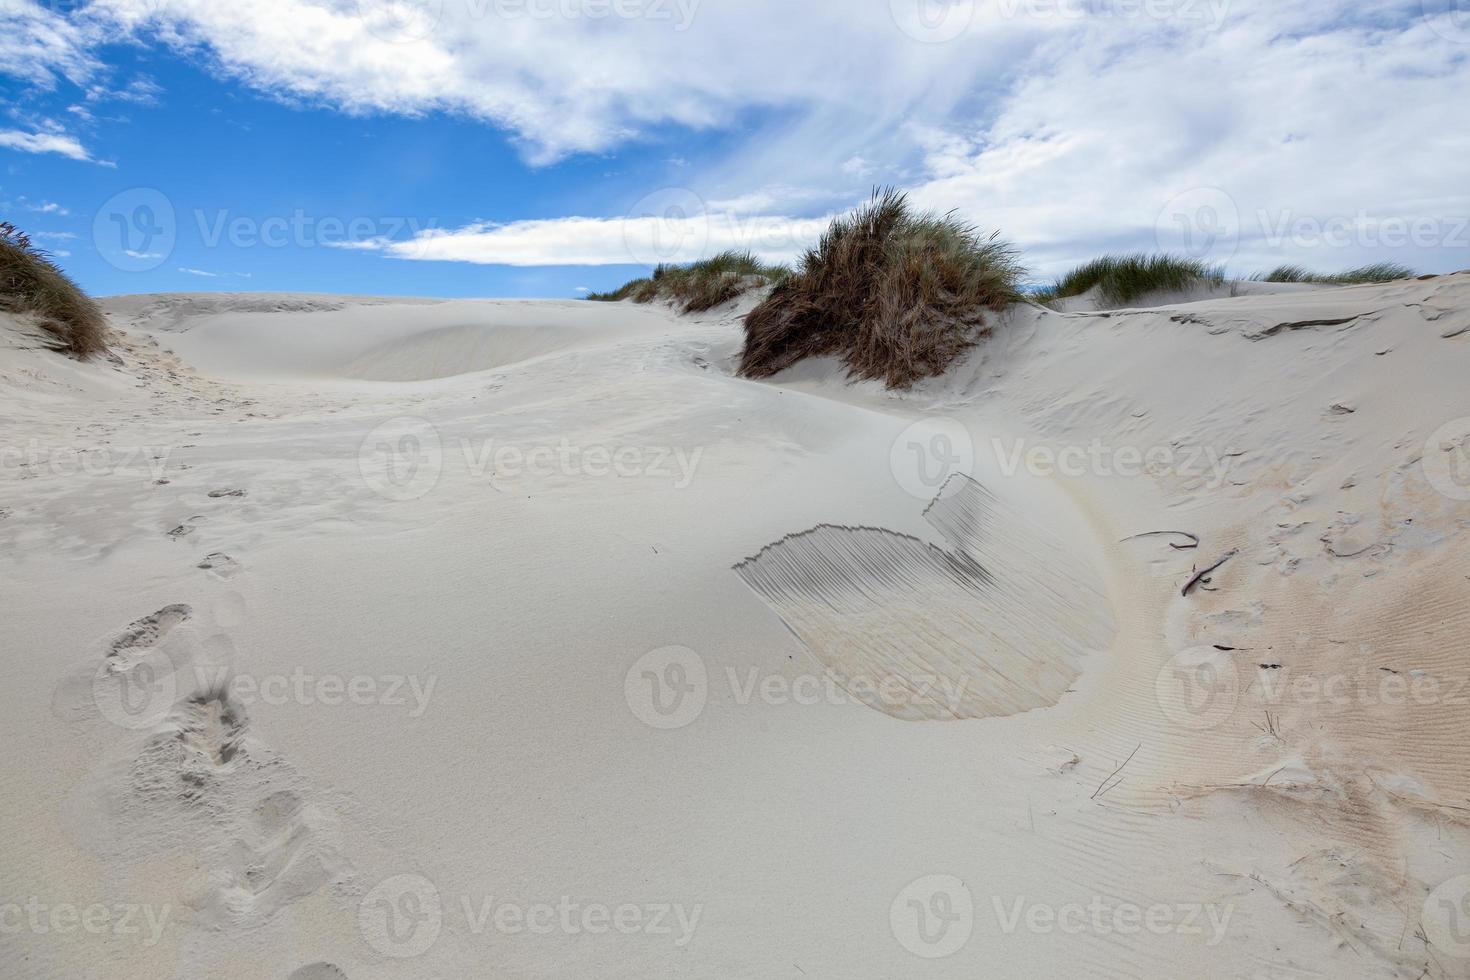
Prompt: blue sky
<box><xmin>1</xmin><ymin>42</ymin><xmax>721</xmax><ymax>297</ymax></box>
<box><xmin>2</xmin><ymin>0</ymin><xmax>1468</xmax><ymax>299</ymax></box>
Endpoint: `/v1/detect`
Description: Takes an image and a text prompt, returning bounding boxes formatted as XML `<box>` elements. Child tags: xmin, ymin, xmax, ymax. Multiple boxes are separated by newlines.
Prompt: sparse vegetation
<box><xmin>1033</xmin><ymin>253</ymin><xmax>1226</xmax><ymax>308</ymax></box>
<box><xmin>736</xmin><ymin>189</ymin><xmax>1024</xmax><ymax>390</ymax></box>
<box><xmin>1251</xmin><ymin>262</ymin><xmax>1415</xmax><ymax>285</ymax></box>
<box><xmin>586</xmin><ymin>250</ymin><xmax>791</xmax><ymax>313</ymax></box>
<box><xmin>0</xmin><ymin>221</ymin><xmax>106</xmax><ymax>357</ymax></box>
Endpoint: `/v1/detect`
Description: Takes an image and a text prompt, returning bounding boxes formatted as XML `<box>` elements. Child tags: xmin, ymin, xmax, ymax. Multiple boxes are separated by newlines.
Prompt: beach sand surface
<box><xmin>3</xmin><ymin>276</ymin><xmax>1469</xmax><ymax>978</ymax></box>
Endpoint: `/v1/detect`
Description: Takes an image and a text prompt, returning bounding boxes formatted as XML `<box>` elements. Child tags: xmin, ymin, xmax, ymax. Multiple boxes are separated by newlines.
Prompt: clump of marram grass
<box><xmin>586</xmin><ymin>250</ymin><xmax>790</xmax><ymax>313</ymax></box>
<box><xmin>1251</xmin><ymin>262</ymin><xmax>1415</xmax><ymax>285</ymax></box>
<box><xmin>1033</xmin><ymin>253</ymin><xmax>1226</xmax><ymax>308</ymax></box>
<box><xmin>585</xmin><ymin>278</ymin><xmax>660</xmax><ymax>303</ymax></box>
<box><xmin>737</xmin><ymin>189</ymin><xmax>1024</xmax><ymax>390</ymax></box>
<box><xmin>0</xmin><ymin>221</ymin><xmax>106</xmax><ymax>357</ymax></box>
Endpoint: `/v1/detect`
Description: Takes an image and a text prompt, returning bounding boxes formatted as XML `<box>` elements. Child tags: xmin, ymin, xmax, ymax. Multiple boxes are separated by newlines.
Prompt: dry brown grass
<box><xmin>737</xmin><ymin>189</ymin><xmax>1024</xmax><ymax>389</ymax></box>
<box><xmin>0</xmin><ymin>221</ymin><xmax>106</xmax><ymax>357</ymax></box>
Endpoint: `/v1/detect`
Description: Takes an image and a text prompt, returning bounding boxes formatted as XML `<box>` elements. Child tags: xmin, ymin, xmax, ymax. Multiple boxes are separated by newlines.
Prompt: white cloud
<box><xmin>0</xmin><ymin>0</ymin><xmax>98</xmax><ymax>87</ymax></box>
<box><xmin>1</xmin><ymin>0</ymin><xmax>1466</xmax><ymax>273</ymax></box>
<box><xmin>177</xmin><ymin>266</ymin><xmax>252</xmax><ymax>278</ymax></box>
<box><xmin>902</xmin><ymin>5</ymin><xmax>1470</xmax><ymax>277</ymax></box>
<box><xmin>0</xmin><ymin>128</ymin><xmax>95</xmax><ymax>162</ymax></box>
<box><xmin>34</xmin><ymin>0</ymin><xmax>1035</xmax><ymax>164</ymax></box>
<box><xmin>345</xmin><ymin>210</ymin><xmax>832</xmax><ymax>266</ymax></box>
<box><xmin>86</xmin><ymin>75</ymin><xmax>162</xmax><ymax>105</ymax></box>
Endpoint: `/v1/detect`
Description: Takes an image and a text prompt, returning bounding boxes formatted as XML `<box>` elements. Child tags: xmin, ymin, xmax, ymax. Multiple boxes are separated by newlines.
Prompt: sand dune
<box><xmin>2</xmin><ymin>276</ymin><xmax>1469</xmax><ymax>978</ymax></box>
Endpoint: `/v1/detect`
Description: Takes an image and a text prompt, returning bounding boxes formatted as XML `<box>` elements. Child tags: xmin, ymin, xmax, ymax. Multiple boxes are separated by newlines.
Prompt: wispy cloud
<box><xmin>178</xmin><ymin>266</ymin><xmax>252</xmax><ymax>279</ymax></box>
<box><xmin>0</xmin><ymin>0</ymin><xmax>99</xmax><ymax>88</ymax></box>
<box><xmin>0</xmin><ymin>128</ymin><xmax>98</xmax><ymax>162</ymax></box>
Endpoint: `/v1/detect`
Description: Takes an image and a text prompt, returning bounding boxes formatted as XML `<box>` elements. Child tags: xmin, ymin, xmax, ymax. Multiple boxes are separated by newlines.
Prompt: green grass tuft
<box><xmin>1035</xmin><ymin>253</ymin><xmax>1225</xmax><ymax>308</ymax></box>
<box><xmin>586</xmin><ymin>250</ymin><xmax>790</xmax><ymax>313</ymax></box>
<box><xmin>0</xmin><ymin>221</ymin><xmax>106</xmax><ymax>357</ymax></box>
<box><xmin>1251</xmin><ymin>262</ymin><xmax>1415</xmax><ymax>285</ymax></box>
<box><xmin>737</xmin><ymin>188</ymin><xmax>1025</xmax><ymax>390</ymax></box>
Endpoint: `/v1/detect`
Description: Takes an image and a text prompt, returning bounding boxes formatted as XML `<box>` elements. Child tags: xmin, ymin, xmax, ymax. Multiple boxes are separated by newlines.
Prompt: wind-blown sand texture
<box><xmin>3</xmin><ymin>275</ymin><xmax>1469</xmax><ymax>977</ymax></box>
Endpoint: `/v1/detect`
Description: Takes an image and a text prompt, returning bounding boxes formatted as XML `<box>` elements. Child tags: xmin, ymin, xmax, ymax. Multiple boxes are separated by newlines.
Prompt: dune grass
<box><xmin>584</xmin><ymin>278</ymin><xmax>661</xmax><ymax>304</ymax></box>
<box><xmin>586</xmin><ymin>250</ymin><xmax>791</xmax><ymax>313</ymax></box>
<box><xmin>737</xmin><ymin>188</ymin><xmax>1024</xmax><ymax>390</ymax></box>
<box><xmin>1251</xmin><ymin>262</ymin><xmax>1415</xmax><ymax>285</ymax></box>
<box><xmin>0</xmin><ymin>221</ymin><xmax>106</xmax><ymax>357</ymax></box>
<box><xmin>1033</xmin><ymin>253</ymin><xmax>1226</xmax><ymax>308</ymax></box>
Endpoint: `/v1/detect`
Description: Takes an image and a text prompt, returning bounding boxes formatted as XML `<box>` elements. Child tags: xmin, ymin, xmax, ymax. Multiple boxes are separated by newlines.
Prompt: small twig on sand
<box><xmin>1121</xmin><ymin>530</ymin><xmax>1200</xmax><ymax>550</ymax></box>
<box><xmin>1182</xmin><ymin>550</ymin><xmax>1239</xmax><ymax>597</ymax></box>
<box><xmin>1092</xmin><ymin>743</ymin><xmax>1141</xmax><ymax>800</ymax></box>
<box><xmin>1252</xmin><ymin>711</ymin><xmax>1284</xmax><ymax>744</ymax></box>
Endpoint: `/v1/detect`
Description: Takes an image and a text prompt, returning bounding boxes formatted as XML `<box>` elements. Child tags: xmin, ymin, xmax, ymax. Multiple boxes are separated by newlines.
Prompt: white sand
<box><xmin>3</xmin><ymin>275</ymin><xmax>1469</xmax><ymax>978</ymax></box>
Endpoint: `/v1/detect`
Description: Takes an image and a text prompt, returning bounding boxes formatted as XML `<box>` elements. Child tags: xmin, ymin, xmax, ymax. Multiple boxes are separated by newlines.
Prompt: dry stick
<box><xmin>1121</xmin><ymin>530</ymin><xmax>1200</xmax><ymax>550</ymax></box>
<box><xmin>1092</xmin><ymin>743</ymin><xmax>1141</xmax><ymax>800</ymax></box>
<box><xmin>1182</xmin><ymin>549</ymin><xmax>1239</xmax><ymax>597</ymax></box>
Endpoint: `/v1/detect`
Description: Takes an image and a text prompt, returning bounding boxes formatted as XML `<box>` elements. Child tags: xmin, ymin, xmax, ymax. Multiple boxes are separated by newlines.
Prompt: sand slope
<box><xmin>2</xmin><ymin>278</ymin><xmax>1468</xmax><ymax>978</ymax></box>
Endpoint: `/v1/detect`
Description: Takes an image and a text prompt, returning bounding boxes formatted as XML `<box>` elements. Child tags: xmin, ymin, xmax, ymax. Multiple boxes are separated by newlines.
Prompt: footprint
<box><xmin>197</xmin><ymin>553</ymin><xmax>242</xmax><ymax>579</ymax></box>
<box><xmin>208</xmin><ymin>489</ymin><xmax>247</xmax><ymax>498</ymax></box>
<box><xmin>168</xmin><ymin>516</ymin><xmax>207</xmax><ymax>539</ymax></box>
<box><xmin>176</xmin><ymin>686</ymin><xmax>249</xmax><ymax>765</ymax></box>
<box><xmin>106</xmin><ymin>604</ymin><xmax>193</xmax><ymax>663</ymax></box>
<box><xmin>58</xmin><ymin>609</ymin><xmax>351</xmax><ymax>934</ymax></box>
